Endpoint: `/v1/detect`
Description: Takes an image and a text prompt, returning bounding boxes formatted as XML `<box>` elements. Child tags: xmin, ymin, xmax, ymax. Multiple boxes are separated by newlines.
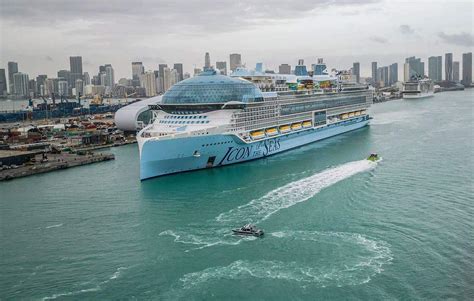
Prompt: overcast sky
<box><xmin>1</xmin><ymin>0</ymin><xmax>473</xmax><ymax>79</ymax></box>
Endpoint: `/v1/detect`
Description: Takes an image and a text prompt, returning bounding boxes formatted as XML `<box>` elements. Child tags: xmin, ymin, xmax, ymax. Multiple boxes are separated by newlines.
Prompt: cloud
<box><xmin>370</xmin><ymin>36</ymin><xmax>388</xmax><ymax>44</ymax></box>
<box><xmin>437</xmin><ymin>31</ymin><xmax>474</xmax><ymax>47</ymax></box>
<box><xmin>399</xmin><ymin>24</ymin><xmax>415</xmax><ymax>35</ymax></box>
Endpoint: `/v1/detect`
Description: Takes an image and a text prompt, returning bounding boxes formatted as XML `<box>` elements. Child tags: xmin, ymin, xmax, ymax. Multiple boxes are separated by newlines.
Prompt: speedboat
<box><xmin>367</xmin><ymin>153</ymin><xmax>379</xmax><ymax>162</ymax></box>
<box><xmin>232</xmin><ymin>224</ymin><xmax>264</xmax><ymax>237</ymax></box>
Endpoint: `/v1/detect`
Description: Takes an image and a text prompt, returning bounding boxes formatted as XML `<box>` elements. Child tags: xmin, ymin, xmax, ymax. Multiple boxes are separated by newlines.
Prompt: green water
<box><xmin>1</xmin><ymin>90</ymin><xmax>473</xmax><ymax>300</ymax></box>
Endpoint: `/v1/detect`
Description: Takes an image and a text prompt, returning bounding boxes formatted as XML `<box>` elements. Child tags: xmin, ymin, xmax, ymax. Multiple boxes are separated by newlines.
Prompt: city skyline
<box><xmin>1</xmin><ymin>0</ymin><xmax>472</xmax><ymax>79</ymax></box>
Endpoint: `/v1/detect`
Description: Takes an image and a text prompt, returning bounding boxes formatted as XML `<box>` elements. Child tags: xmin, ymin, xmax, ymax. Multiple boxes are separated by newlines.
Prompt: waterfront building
<box><xmin>83</xmin><ymin>72</ymin><xmax>91</xmax><ymax>85</ymax></box>
<box><xmin>75</xmin><ymin>79</ymin><xmax>84</xmax><ymax>96</ymax></box>
<box><xmin>8</xmin><ymin>61</ymin><xmax>18</xmax><ymax>94</ymax></box>
<box><xmin>143</xmin><ymin>71</ymin><xmax>157</xmax><ymax>97</ymax></box>
<box><xmin>389</xmin><ymin>63</ymin><xmax>398</xmax><ymax>85</ymax></box>
<box><xmin>312</xmin><ymin>58</ymin><xmax>327</xmax><ymax>76</ymax></box>
<box><xmin>105</xmin><ymin>65</ymin><xmax>115</xmax><ymax>88</ymax></box>
<box><xmin>453</xmin><ymin>61</ymin><xmax>460</xmax><ymax>82</ymax></box>
<box><xmin>69</xmin><ymin>56</ymin><xmax>83</xmax><ymax>75</ymax></box>
<box><xmin>158</xmin><ymin>64</ymin><xmax>167</xmax><ymax>93</ymax></box>
<box><xmin>255</xmin><ymin>63</ymin><xmax>263</xmax><ymax>73</ymax></box>
<box><xmin>462</xmin><ymin>52</ymin><xmax>472</xmax><ymax>87</ymax></box>
<box><xmin>132</xmin><ymin>62</ymin><xmax>145</xmax><ymax>87</ymax></box>
<box><xmin>445</xmin><ymin>53</ymin><xmax>453</xmax><ymax>81</ymax></box>
<box><xmin>229</xmin><ymin>53</ymin><xmax>242</xmax><ymax>72</ymax></box>
<box><xmin>173</xmin><ymin>63</ymin><xmax>184</xmax><ymax>81</ymax></box>
<box><xmin>428</xmin><ymin>56</ymin><xmax>442</xmax><ymax>81</ymax></box>
<box><xmin>0</xmin><ymin>69</ymin><xmax>7</xmax><ymax>96</ymax></box>
<box><xmin>13</xmin><ymin>72</ymin><xmax>29</xmax><ymax>98</ymax></box>
<box><xmin>371</xmin><ymin>62</ymin><xmax>377</xmax><ymax>84</ymax></box>
<box><xmin>279</xmin><ymin>64</ymin><xmax>291</xmax><ymax>74</ymax></box>
<box><xmin>294</xmin><ymin>59</ymin><xmax>308</xmax><ymax>76</ymax></box>
<box><xmin>204</xmin><ymin>53</ymin><xmax>211</xmax><ymax>69</ymax></box>
<box><xmin>216</xmin><ymin>61</ymin><xmax>227</xmax><ymax>75</ymax></box>
<box><xmin>58</xmin><ymin>80</ymin><xmax>68</xmax><ymax>97</ymax></box>
<box><xmin>353</xmin><ymin>62</ymin><xmax>360</xmax><ymax>83</ymax></box>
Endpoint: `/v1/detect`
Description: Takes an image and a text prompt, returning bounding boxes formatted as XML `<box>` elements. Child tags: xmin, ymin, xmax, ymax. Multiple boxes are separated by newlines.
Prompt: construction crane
<box><xmin>124</xmin><ymin>91</ymin><xmax>137</xmax><ymax>104</ymax></box>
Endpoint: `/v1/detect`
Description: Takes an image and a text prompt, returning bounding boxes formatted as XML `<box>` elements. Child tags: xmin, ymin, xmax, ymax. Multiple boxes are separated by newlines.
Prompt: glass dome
<box><xmin>162</xmin><ymin>70</ymin><xmax>264</xmax><ymax>104</ymax></box>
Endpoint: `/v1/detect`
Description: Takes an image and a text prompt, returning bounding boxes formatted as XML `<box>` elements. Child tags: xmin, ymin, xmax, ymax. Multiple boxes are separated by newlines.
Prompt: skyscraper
<box><xmin>83</xmin><ymin>72</ymin><xmax>91</xmax><ymax>85</ymax></box>
<box><xmin>453</xmin><ymin>61</ymin><xmax>460</xmax><ymax>82</ymax></box>
<box><xmin>389</xmin><ymin>63</ymin><xmax>398</xmax><ymax>85</ymax></box>
<box><xmin>0</xmin><ymin>69</ymin><xmax>7</xmax><ymax>96</ymax></box>
<box><xmin>371</xmin><ymin>62</ymin><xmax>377</xmax><ymax>84</ymax></box>
<box><xmin>279</xmin><ymin>64</ymin><xmax>291</xmax><ymax>74</ymax></box>
<box><xmin>204</xmin><ymin>52</ymin><xmax>211</xmax><ymax>69</ymax></box>
<box><xmin>445</xmin><ymin>53</ymin><xmax>453</xmax><ymax>81</ymax></box>
<box><xmin>216</xmin><ymin>61</ymin><xmax>227</xmax><ymax>75</ymax></box>
<box><xmin>70</xmin><ymin>56</ymin><xmax>83</xmax><ymax>75</ymax></box>
<box><xmin>75</xmin><ymin>79</ymin><xmax>84</xmax><ymax>96</ymax></box>
<box><xmin>428</xmin><ymin>56</ymin><xmax>442</xmax><ymax>81</ymax></box>
<box><xmin>143</xmin><ymin>71</ymin><xmax>157</xmax><ymax>97</ymax></box>
<box><xmin>173</xmin><ymin>63</ymin><xmax>184</xmax><ymax>81</ymax></box>
<box><xmin>7</xmin><ymin>61</ymin><xmax>18</xmax><ymax>94</ymax></box>
<box><xmin>105</xmin><ymin>64</ymin><xmax>115</xmax><ymax>88</ymax></box>
<box><xmin>229</xmin><ymin>53</ymin><xmax>242</xmax><ymax>72</ymax></box>
<box><xmin>158</xmin><ymin>64</ymin><xmax>168</xmax><ymax>93</ymax></box>
<box><xmin>352</xmin><ymin>62</ymin><xmax>360</xmax><ymax>83</ymax></box>
<box><xmin>404</xmin><ymin>56</ymin><xmax>424</xmax><ymax>81</ymax></box>
<box><xmin>382</xmin><ymin>66</ymin><xmax>389</xmax><ymax>87</ymax></box>
<box><xmin>132</xmin><ymin>62</ymin><xmax>145</xmax><ymax>87</ymax></box>
<box><xmin>36</xmin><ymin>75</ymin><xmax>47</xmax><ymax>96</ymax></box>
<box><xmin>58</xmin><ymin>80</ymin><xmax>68</xmax><ymax>96</ymax></box>
<box><xmin>13</xmin><ymin>72</ymin><xmax>29</xmax><ymax>98</ymax></box>
<box><xmin>462</xmin><ymin>52</ymin><xmax>472</xmax><ymax>87</ymax></box>
<box><xmin>163</xmin><ymin>68</ymin><xmax>179</xmax><ymax>91</ymax></box>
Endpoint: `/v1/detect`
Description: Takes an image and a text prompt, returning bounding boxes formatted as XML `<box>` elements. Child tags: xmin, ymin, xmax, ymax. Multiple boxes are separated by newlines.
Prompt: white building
<box><xmin>13</xmin><ymin>72</ymin><xmax>29</xmax><ymax>98</ymax></box>
<box><xmin>144</xmin><ymin>71</ymin><xmax>157</xmax><ymax>97</ymax></box>
<box><xmin>105</xmin><ymin>65</ymin><xmax>115</xmax><ymax>88</ymax></box>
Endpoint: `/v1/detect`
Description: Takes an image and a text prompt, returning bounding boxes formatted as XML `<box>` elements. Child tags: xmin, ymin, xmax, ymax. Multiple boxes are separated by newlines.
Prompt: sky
<box><xmin>1</xmin><ymin>0</ymin><xmax>473</xmax><ymax>80</ymax></box>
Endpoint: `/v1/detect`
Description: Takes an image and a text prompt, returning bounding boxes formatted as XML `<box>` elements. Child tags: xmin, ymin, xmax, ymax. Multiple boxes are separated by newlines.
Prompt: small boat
<box><xmin>302</xmin><ymin>120</ymin><xmax>312</xmax><ymax>128</ymax></box>
<box><xmin>250</xmin><ymin>130</ymin><xmax>265</xmax><ymax>140</ymax></box>
<box><xmin>232</xmin><ymin>224</ymin><xmax>264</xmax><ymax>237</ymax></box>
<box><xmin>367</xmin><ymin>153</ymin><xmax>379</xmax><ymax>162</ymax></box>
<box><xmin>265</xmin><ymin>128</ymin><xmax>278</xmax><ymax>136</ymax></box>
<box><xmin>291</xmin><ymin>123</ymin><xmax>302</xmax><ymax>130</ymax></box>
<box><xmin>279</xmin><ymin>125</ymin><xmax>291</xmax><ymax>133</ymax></box>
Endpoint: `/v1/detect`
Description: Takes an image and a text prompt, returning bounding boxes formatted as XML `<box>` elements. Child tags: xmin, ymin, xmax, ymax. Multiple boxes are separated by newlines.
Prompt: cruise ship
<box><xmin>402</xmin><ymin>78</ymin><xmax>434</xmax><ymax>99</ymax></box>
<box><xmin>137</xmin><ymin>69</ymin><xmax>372</xmax><ymax>180</ymax></box>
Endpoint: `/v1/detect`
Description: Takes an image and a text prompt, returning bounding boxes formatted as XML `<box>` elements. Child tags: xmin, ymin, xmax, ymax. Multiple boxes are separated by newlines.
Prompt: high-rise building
<box><xmin>75</xmin><ymin>79</ymin><xmax>84</xmax><ymax>96</ymax></box>
<box><xmin>184</xmin><ymin>72</ymin><xmax>191</xmax><ymax>79</ymax></box>
<box><xmin>7</xmin><ymin>61</ymin><xmax>18</xmax><ymax>94</ymax></box>
<box><xmin>445</xmin><ymin>53</ymin><xmax>453</xmax><ymax>81</ymax></box>
<box><xmin>312</xmin><ymin>58</ymin><xmax>327</xmax><ymax>76</ymax></box>
<box><xmin>0</xmin><ymin>69</ymin><xmax>7</xmax><ymax>96</ymax></box>
<box><xmin>371</xmin><ymin>62</ymin><xmax>377</xmax><ymax>84</ymax></box>
<box><xmin>173</xmin><ymin>63</ymin><xmax>184</xmax><ymax>81</ymax></box>
<box><xmin>58</xmin><ymin>80</ymin><xmax>68</xmax><ymax>96</ymax></box>
<box><xmin>279</xmin><ymin>64</ymin><xmax>291</xmax><ymax>74</ymax></box>
<box><xmin>143</xmin><ymin>71</ymin><xmax>157</xmax><ymax>97</ymax></box>
<box><xmin>462</xmin><ymin>52</ymin><xmax>472</xmax><ymax>87</ymax></box>
<box><xmin>99</xmin><ymin>72</ymin><xmax>106</xmax><ymax>86</ymax></box>
<box><xmin>132</xmin><ymin>62</ymin><xmax>145</xmax><ymax>87</ymax></box>
<box><xmin>204</xmin><ymin>52</ymin><xmax>211</xmax><ymax>69</ymax></box>
<box><xmin>28</xmin><ymin>79</ymin><xmax>36</xmax><ymax>97</ymax></box>
<box><xmin>36</xmin><ymin>75</ymin><xmax>47</xmax><ymax>96</ymax></box>
<box><xmin>83</xmin><ymin>72</ymin><xmax>91</xmax><ymax>85</ymax></box>
<box><xmin>193</xmin><ymin>68</ymin><xmax>202</xmax><ymax>76</ymax></box>
<box><xmin>453</xmin><ymin>61</ymin><xmax>460</xmax><ymax>82</ymax></box>
<box><xmin>389</xmin><ymin>63</ymin><xmax>398</xmax><ymax>85</ymax></box>
<box><xmin>216</xmin><ymin>61</ymin><xmax>227</xmax><ymax>75</ymax></box>
<box><xmin>105</xmin><ymin>64</ymin><xmax>115</xmax><ymax>88</ymax></box>
<box><xmin>294</xmin><ymin>59</ymin><xmax>308</xmax><ymax>76</ymax></box>
<box><xmin>229</xmin><ymin>53</ymin><xmax>242</xmax><ymax>72</ymax></box>
<box><xmin>404</xmin><ymin>56</ymin><xmax>424</xmax><ymax>81</ymax></box>
<box><xmin>352</xmin><ymin>62</ymin><xmax>360</xmax><ymax>83</ymax></box>
<box><xmin>70</xmin><ymin>56</ymin><xmax>83</xmax><ymax>75</ymax></box>
<box><xmin>13</xmin><ymin>72</ymin><xmax>29</xmax><ymax>98</ymax></box>
<box><xmin>428</xmin><ymin>56</ymin><xmax>442</xmax><ymax>81</ymax></box>
<box><xmin>255</xmin><ymin>63</ymin><xmax>263</xmax><ymax>73</ymax></box>
<box><xmin>163</xmin><ymin>68</ymin><xmax>179</xmax><ymax>91</ymax></box>
<box><xmin>158</xmin><ymin>64</ymin><xmax>168</xmax><ymax>93</ymax></box>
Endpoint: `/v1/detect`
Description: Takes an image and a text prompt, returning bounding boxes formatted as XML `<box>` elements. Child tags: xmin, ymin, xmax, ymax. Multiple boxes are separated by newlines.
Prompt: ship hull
<box><xmin>403</xmin><ymin>92</ymin><xmax>434</xmax><ymax>99</ymax></box>
<box><xmin>139</xmin><ymin>116</ymin><xmax>370</xmax><ymax>180</ymax></box>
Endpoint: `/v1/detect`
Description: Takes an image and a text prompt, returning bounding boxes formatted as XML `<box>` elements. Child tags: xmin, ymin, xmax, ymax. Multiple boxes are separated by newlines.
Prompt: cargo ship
<box><xmin>137</xmin><ymin>69</ymin><xmax>372</xmax><ymax>180</ymax></box>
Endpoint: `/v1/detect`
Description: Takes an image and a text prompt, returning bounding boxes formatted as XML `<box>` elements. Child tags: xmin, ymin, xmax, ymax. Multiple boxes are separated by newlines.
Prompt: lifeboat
<box><xmin>291</xmin><ymin>123</ymin><xmax>302</xmax><ymax>130</ymax></box>
<box><xmin>279</xmin><ymin>125</ymin><xmax>291</xmax><ymax>133</ymax></box>
<box><xmin>354</xmin><ymin>111</ymin><xmax>361</xmax><ymax>116</ymax></box>
<box><xmin>302</xmin><ymin>120</ymin><xmax>312</xmax><ymax>128</ymax></box>
<box><xmin>250</xmin><ymin>130</ymin><xmax>265</xmax><ymax>140</ymax></box>
<box><xmin>265</xmin><ymin>128</ymin><xmax>278</xmax><ymax>136</ymax></box>
<box><xmin>348</xmin><ymin>112</ymin><xmax>355</xmax><ymax>118</ymax></box>
<box><xmin>361</xmin><ymin>110</ymin><xmax>367</xmax><ymax>115</ymax></box>
<box><xmin>341</xmin><ymin>113</ymin><xmax>349</xmax><ymax>120</ymax></box>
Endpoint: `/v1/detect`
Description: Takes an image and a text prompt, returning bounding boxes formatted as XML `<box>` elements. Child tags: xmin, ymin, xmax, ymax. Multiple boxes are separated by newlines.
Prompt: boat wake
<box><xmin>178</xmin><ymin>230</ymin><xmax>392</xmax><ymax>290</ymax></box>
<box><xmin>216</xmin><ymin>160</ymin><xmax>377</xmax><ymax>224</ymax></box>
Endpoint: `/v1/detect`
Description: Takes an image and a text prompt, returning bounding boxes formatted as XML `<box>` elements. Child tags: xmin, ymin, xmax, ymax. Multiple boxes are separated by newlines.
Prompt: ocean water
<box><xmin>1</xmin><ymin>90</ymin><xmax>473</xmax><ymax>300</ymax></box>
